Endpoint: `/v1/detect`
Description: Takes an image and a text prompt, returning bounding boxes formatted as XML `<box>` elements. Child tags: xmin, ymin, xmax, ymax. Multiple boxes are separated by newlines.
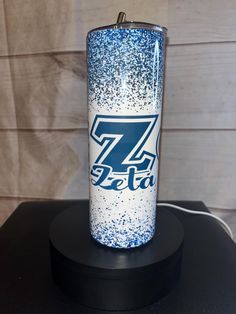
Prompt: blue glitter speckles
<box><xmin>87</xmin><ymin>26</ymin><xmax>166</xmax><ymax>249</ymax></box>
<box><xmin>90</xmin><ymin>195</ymin><xmax>156</xmax><ymax>249</ymax></box>
<box><xmin>87</xmin><ymin>28</ymin><xmax>165</xmax><ymax>113</ymax></box>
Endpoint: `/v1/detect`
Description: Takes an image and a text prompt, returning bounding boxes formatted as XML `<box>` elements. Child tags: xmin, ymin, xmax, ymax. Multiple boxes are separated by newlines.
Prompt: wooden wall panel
<box><xmin>5</xmin><ymin>42</ymin><xmax>236</xmax><ymax>131</ymax></box>
<box><xmin>0</xmin><ymin>130</ymin><xmax>88</xmax><ymax>201</ymax></box>
<box><xmin>0</xmin><ymin>198</ymin><xmax>20</xmax><ymax>225</ymax></box>
<box><xmin>6</xmin><ymin>128</ymin><xmax>235</xmax><ymax>210</ymax></box>
<box><xmin>4</xmin><ymin>0</ymin><xmax>167</xmax><ymax>55</ymax></box>
<box><xmin>0</xmin><ymin>59</ymin><xmax>17</xmax><ymax>129</ymax></box>
<box><xmin>0</xmin><ymin>0</ymin><xmax>8</xmax><ymax>55</ymax></box>
<box><xmin>3</xmin><ymin>128</ymin><xmax>236</xmax><ymax>209</ymax></box>
<box><xmin>164</xmin><ymin>43</ymin><xmax>236</xmax><ymax>129</ymax></box>
<box><xmin>4</xmin><ymin>0</ymin><xmax>79</xmax><ymax>55</ymax></box>
<box><xmin>168</xmin><ymin>0</ymin><xmax>236</xmax><ymax>44</ymax></box>
<box><xmin>17</xmin><ymin>130</ymin><xmax>88</xmax><ymax>199</ymax></box>
<box><xmin>8</xmin><ymin>53</ymin><xmax>87</xmax><ymax>129</ymax></box>
<box><xmin>4</xmin><ymin>0</ymin><xmax>236</xmax><ymax>53</ymax></box>
<box><xmin>0</xmin><ymin>132</ymin><xmax>18</xmax><ymax>197</ymax></box>
<box><xmin>14</xmin><ymin>129</ymin><xmax>236</xmax><ymax>209</ymax></box>
<box><xmin>0</xmin><ymin>1</ymin><xmax>236</xmax><ymax>231</ymax></box>
<box><xmin>159</xmin><ymin>131</ymin><xmax>236</xmax><ymax>209</ymax></box>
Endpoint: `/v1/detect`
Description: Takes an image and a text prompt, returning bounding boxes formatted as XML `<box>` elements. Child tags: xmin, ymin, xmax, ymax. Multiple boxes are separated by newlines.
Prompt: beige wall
<box><xmin>0</xmin><ymin>0</ymin><xmax>235</xmax><ymax>235</ymax></box>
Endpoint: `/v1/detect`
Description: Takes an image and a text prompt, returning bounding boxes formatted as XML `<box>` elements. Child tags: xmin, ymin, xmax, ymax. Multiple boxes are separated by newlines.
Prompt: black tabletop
<box><xmin>0</xmin><ymin>200</ymin><xmax>236</xmax><ymax>314</ymax></box>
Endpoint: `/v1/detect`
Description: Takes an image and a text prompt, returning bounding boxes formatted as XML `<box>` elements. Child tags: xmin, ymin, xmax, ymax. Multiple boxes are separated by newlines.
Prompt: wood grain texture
<box><xmin>0</xmin><ymin>131</ymin><xmax>18</xmax><ymax>197</ymax></box>
<box><xmin>159</xmin><ymin>130</ymin><xmax>236</xmax><ymax>209</ymax></box>
<box><xmin>17</xmin><ymin>130</ymin><xmax>88</xmax><ymax>199</ymax></box>
<box><xmin>4</xmin><ymin>42</ymin><xmax>236</xmax><ymax>131</ymax></box>
<box><xmin>168</xmin><ymin>0</ymin><xmax>236</xmax><ymax>45</ymax></box>
<box><xmin>3</xmin><ymin>0</ymin><xmax>236</xmax><ymax>53</ymax></box>
<box><xmin>0</xmin><ymin>0</ymin><xmax>8</xmax><ymax>55</ymax></box>
<box><xmin>3</xmin><ymin>0</ymin><xmax>167</xmax><ymax>55</ymax></box>
<box><xmin>0</xmin><ymin>198</ymin><xmax>21</xmax><ymax>226</ymax></box>
<box><xmin>2</xmin><ymin>128</ymin><xmax>235</xmax><ymax>209</ymax></box>
<box><xmin>164</xmin><ymin>43</ymin><xmax>236</xmax><ymax>129</ymax></box>
<box><xmin>0</xmin><ymin>0</ymin><xmax>235</xmax><ymax>224</ymax></box>
<box><xmin>4</xmin><ymin>0</ymin><xmax>78</xmax><ymax>55</ymax></box>
<box><xmin>0</xmin><ymin>130</ymin><xmax>88</xmax><ymax>199</ymax></box>
<box><xmin>0</xmin><ymin>58</ymin><xmax>17</xmax><ymax>129</ymax></box>
<box><xmin>6</xmin><ymin>52</ymin><xmax>87</xmax><ymax>129</ymax></box>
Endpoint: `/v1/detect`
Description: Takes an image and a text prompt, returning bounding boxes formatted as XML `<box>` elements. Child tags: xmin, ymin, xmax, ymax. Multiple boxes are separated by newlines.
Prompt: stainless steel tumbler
<box><xmin>87</xmin><ymin>14</ymin><xmax>167</xmax><ymax>248</ymax></box>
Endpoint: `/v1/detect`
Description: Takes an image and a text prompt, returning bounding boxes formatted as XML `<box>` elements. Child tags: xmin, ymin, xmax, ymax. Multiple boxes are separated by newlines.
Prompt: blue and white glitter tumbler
<box><xmin>87</xmin><ymin>13</ymin><xmax>167</xmax><ymax>249</ymax></box>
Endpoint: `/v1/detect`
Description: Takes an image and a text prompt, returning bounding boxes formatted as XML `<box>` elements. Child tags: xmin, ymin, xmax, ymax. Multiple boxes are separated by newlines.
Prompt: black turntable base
<box><xmin>49</xmin><ymin>203</ymin><xmax>184</xmax><ymax>311</ymax></box>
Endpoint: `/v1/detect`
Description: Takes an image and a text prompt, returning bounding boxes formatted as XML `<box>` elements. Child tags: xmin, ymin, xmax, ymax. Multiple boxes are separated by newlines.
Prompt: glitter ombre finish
<box><xmin>87</xmin><ymin>17</ymin><xmax>167</xmax><ymax>248</ymax></box>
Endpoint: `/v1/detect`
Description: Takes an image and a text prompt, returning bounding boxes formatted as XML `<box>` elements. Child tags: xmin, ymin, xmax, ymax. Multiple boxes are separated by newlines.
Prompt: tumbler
<box><xmin>87</xmin><ymin>13</ymin><xmax>167</xmax><ymax>248</ymax></box>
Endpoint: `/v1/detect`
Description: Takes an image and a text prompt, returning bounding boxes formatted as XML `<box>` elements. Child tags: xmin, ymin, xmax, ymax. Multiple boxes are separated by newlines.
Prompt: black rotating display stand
<box><xmin>49</xmin><ymin>202</ymin><xmax>184</xmax><ymax>311</ymax></box>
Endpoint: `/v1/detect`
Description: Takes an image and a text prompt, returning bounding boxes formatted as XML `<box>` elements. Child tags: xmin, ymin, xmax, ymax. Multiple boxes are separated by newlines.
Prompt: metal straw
<box><xmin>116</xmin><ymin>12</ymin><xmax>126</xmax><ymax>23</ymax></box>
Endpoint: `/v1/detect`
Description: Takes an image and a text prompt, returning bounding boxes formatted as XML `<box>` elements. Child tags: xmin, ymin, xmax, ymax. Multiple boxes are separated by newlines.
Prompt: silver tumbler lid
<box><xmin>88</xmin><ymin>12</ymin><xmax>167</xmax><ymax>35</ymax></box>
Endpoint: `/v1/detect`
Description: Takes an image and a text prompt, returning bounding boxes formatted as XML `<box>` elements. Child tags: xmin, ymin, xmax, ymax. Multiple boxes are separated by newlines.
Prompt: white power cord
<box><xmin>157</xmin><ymin>202</ymin><xmax>234</xmax><ymax>240</ymax></box>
